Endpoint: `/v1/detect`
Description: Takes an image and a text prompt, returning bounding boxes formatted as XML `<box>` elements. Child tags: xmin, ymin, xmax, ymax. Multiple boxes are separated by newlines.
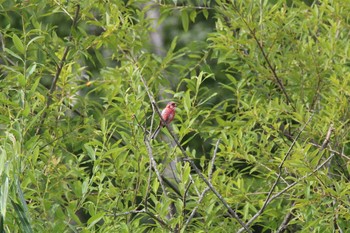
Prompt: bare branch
<box><xmin>310</xmin><ymin>142</ymin><xmax>350</xmax><ymax>160</ymax></box>
<box><xmin>183</xmin><ymin>187</ymin><xmax>210</xmax><ymax>230</ymax></box>
<box><xmin>37</xmin><ymin>4</ymin><xmax>80</xmax><ymax>134</ymax></box>
<box><xmin>237</xmin><ymin>113</ymin><xmax>314</xmax><ymax>232</ymax></box>
<box><xmin>237</xmin><ymin>151</ymin><xmax>335</xmax><ymax>233</ymax></box>
<box><xmin>315</xmin><ymin>124</ymin><xmax>335</xmax><ymax>168</ymax></box>
<box><xmin>276</xmin><ymin>202</ymin><xmax>295</xmax><ymax>233</ymax></box>
<box><xmin>48</xmin><ymin>5</ymin><xmax>80</xmax><ymax>101</ymax></box>
<box><xmin>321</xmin><ymin>124</ymin><xmax>334</xmax><ymax>150</ymax></box>
<box><xmin>263</xmin><ymin>114</ymin><xmax>313</xmax><ymax>212</ymax></box>
<box><xmin>106</xmin><ymin>209</ymin><xmax>146</xmax><ymax>217</ymax></box>
<box><xmin>144</xmin><ymin>138</ymin><xmax>168</xmax><ymax>194</ymax></box>
<box><xmin>209</xmin><ymin>139</ymin><xmax>220</xmax><ymax>180</ymax></box>
<box><xmin>228</xmin><ymin>3</ymin><xmax>295</xmax><ymax>110</ymax></box>
<box><xmin>183</xmin><ymin>139</ymin><xmax>220</xmax><ymax>230</ymax></box>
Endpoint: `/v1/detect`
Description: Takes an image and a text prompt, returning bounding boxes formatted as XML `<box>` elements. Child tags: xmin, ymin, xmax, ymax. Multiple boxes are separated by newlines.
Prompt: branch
<box><xmin>209</xmin><ymin>139</ymin><xmax>220</xmax><ymax>180</ymax></box>
<box><xmin>310</xmin><ymin>142</ymin><xmax>350</xmax><ymax>160</ymax></box>
<box><xmin>183</xmin><ymin>186</ymin><xmax>210</xmax><ymax>229</ymax></box>
<box><xmin>270</xmin><ymin>152</ymin><xmax>335</xmax><ymax>202</ymax></box>
<box><xmin>48</xmin><ymin>4</ymin><xmax>80</xmax><ymax>105</ymax></box>
<box><xmin>237</xmin><ymin>123</ymin><xmax>337</xmax><ymax>233</ymax></box>
<box><xmin>106</xmin><ymin>209</ymin><xmax>146</xmax><ymax>217</ymax></box>
<box><xmin>144</xmin><ymin>136</ymin><xmax>171</xmax><ymax>200</ymax></box>
<box><xmin>36</xmin><ymin>5</ymin><xmax>80</xmax><ymax>134</ymax></box>
<box><xmin>276</xmin><ymin>201</ymin><xmax>295</xmax><ymax>233</ymax></box>
<box><xmin>238</xmin><ymin>152</ymin><xmax>335</xmax><ymax>233</ymax></box>
<box><xmin>142</xmin><ymin>86</ymin><xmax>253</xmax><ymax>229</ymax></box>
<box><xmin>144</xmin><ymin>136</ymin><xmax>178</xmax><ymax>221</ymax></box>
<box><xmin>183</xmin><ymin>139</ymin><xmax>220</xmax><ymax>230</ymax></box>
<box><xmin>252</xmin><ymin>113</ymin><xmax>313</xmax><ymax>221</ymax></box>
<box><xmin>316</xmin><ymin>124</ymin><xmax>334</xmax><ymax>167</ymax></box>
<box><xmin>321</xmin><ymin>124</ymin><xmax>334</xmax><ymax>150</ymax></box>
<box><xmin>228</xmin><ymin>3</ymin><xmax>295</xmax><ymax>110</ymax></box>
<box><xmin>271</xmin><ymin>122</ymin><xmax>349</xmax><ymax>161</ymax></box>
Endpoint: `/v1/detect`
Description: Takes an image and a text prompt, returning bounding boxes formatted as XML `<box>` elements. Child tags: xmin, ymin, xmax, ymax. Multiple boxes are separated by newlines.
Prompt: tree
<box><xmin>0</xmin><ymin>0</ymin><xmax>349</xmax><ymax>232</ymax></box>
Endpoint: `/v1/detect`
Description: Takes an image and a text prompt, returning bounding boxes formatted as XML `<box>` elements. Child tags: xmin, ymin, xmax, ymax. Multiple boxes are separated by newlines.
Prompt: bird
<box><xmin>151</xmin><ymin>102</ymin><xmax>176</xmax><ymax>139</ymax></box>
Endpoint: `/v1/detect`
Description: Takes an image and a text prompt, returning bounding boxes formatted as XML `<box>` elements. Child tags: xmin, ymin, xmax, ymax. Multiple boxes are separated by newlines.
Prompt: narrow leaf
<box><xmin>181</xmin><ymin>10</ymin><xmax>189</xmax><ymax>32</ymax></box>
<box><xmin>12</xmin><ymin>34</ymin><xmax>25</xmax><ymax>54</ymax></box>
<box><xmin>11</xmin><ymin>199</ymin><xmax>33</xmax><ymax>233</ymax></box>
<box><xmin>87</xmin><ymin>212</ymin><xmax>104</xmax><ymax>229</ymax></box>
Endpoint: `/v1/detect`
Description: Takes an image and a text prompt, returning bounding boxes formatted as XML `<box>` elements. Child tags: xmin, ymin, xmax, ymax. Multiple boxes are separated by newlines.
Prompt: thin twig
<box><xmin>209</xmin><ymin>139</ymin><xmax>220</xmax><ymax>180</ymax></box>
<box><xmin>48</xmin><ymin>5</ymin><xmax>80</xmax><ymax>104</ymax></box>
<box><xmin>144</xmin><ymin>137</ymin><xmax>169</xmax><ymax>198</ymax></box>
<box><xmin>106</xmin><ymin>209</ymin><xmax>146</xmax><ymax>217</ymax></box>
<box><xmin>321</xmin><ymin>124</ymin><xmax>334</xmax><ymax>150</ymax></box>
<box><xmin>276</xmin><ymin>201</ymin><xmax>295</xmax><ymax>233</ymax></box>
<box><xmin>254</xmin><ymin>160</ymin><xmax>289</xmax><ymax>185</ymax></box>
<box><xmin>236</xmin><ymin>113</ymin><xmax>314</xmax><ymax>232</ymax></box>
<box><xmin>238</xmin><ymin>152</ymin><xmax>335</xmax><ymax>233</ymax></box>
<box><xmin>310</xmin><ymin>142</ymin><xmax>350</xmax><ymax>160</ymax></box>
<box><xmin>144</xmin><ymin>162</ymin><xmax>153</xmax><ymax>211</ymax></box>
<box><xmin>183</xmin><ymin>186</ymin><xmax>210</xmax><ymax>229</ymax></box>
<box><xmin>315</xmin><ymin>124</ymin><xmax>335</xmax><ymax>168</ymax></box>
<box><xmin>237</xmin><ymin>140</ymin><xmax>335</xmax><ymax>233</ymax></box>
<box><xmin>263</xmin><ymin>114</ymin><xmax>313</xmax><ymax>213</ymax></box>
<box><xmin>183</xmin><ymin>139</ymin><xmax>220</xmax><ymax>230</ymax></box>
<box><xmin>36</xmin><ymin>5</ymin><xmax>80</xmax><ymax>134</ymax></box>
<box><xmin>270</xmin><ymin>152</ymin><xmax>334</xmax><ymax>202</ymax></box>
<box><xmin>228</xmin><ymin>3</ymin><xmax>295</xmax><ymax>110</ymax></box>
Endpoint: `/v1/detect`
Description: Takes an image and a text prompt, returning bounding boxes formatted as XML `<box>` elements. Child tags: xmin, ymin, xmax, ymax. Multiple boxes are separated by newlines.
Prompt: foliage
<box><xmin>0</xmin><ymin>0</ymin><xmax>350</xmax><ymax>232</ymax></box>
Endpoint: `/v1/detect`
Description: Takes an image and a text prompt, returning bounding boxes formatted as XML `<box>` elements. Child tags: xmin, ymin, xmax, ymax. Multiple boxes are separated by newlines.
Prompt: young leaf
<box><xmin>12</xmin><ymin>34</ymin><xmax>25</xmax><ymax>54</ymax></box>
<box><xmin>181</xmin><ymin>10</ymin><xmax>189</xmax><ymax>32</ymax></box>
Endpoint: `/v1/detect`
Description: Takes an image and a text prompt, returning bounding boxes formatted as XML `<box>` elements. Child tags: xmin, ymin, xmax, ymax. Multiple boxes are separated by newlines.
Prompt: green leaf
<box><xmin>26</xmin><ymin>63</ymin><xmax>36</xmax><ymax>78</ymax></box>
<box><xmin>12</xmin><ymin>34</ymin><xmax>25</xmax><ymax>54</ymax></box>
<box><xmin>87</xmin><ymin>212</ymin><xmax>104</xmax><ymax>229</ymax></box>
<box><xmin>181</xmin><ymin>10</ymin><xmax>189</xmax><ymax>32</ymax></box>
<box><xmin>152</xmin><ymin>179</ymin><xmax>159</xmax><ymax>194</ymax></box>
<box><xmin>18</xmin><ymin>74</ymin><xmax>26</xmax><ymax>87</ymax></box>
<box><xmin>29</xmin><ymin>76</ymin><xmax>41</xmax><ymax>97</ymax></box>
<box><xmin>0</xmin><ymin>177</ymin><xmax>9</xmax><ymax>219</ymax></box>
<box><xmin>82</xmin><ymin>178</ymin><xmax>89</xmax><ymax>197</ymax></box>
<box><xmin>26</xmin><ymin>36</ymin><xmax>44</xmax><ymax>48</ymax></box>
<box><xmin>190</xmin><ymin>10</ymin><xmax>197</xmax><ymax>22</ymax></box>
<box><xmin>183</xmin><ymin>163</ymin><xmax>190</xmax><ymax>182</ymax></box>
<box><xmin>202</xmin><ymin>9</ymin><xmax>209</xmax><ymax>19</ymax></box>
<box><xmin>84</xmin><ymin>144</ymin><xmax>96</xmax><ymax>161</ymax></box>
<box><xmin>11</xmin><ymin>199</ymin><xmax>33</xmax><ymax>233</ymax></box>
<box><xmin>183</xmin><ymin>91</ymin><xmax>191</xmax><ymax>114</ymax></box>
<box><xmin>4</xmin><ymin>48</ymin><xmax>23</xmax><ymax>62</ymax></box>
<box><xmin>0</xmin><ymin>149</ymin><xmax>6</xmax><ymax>176</ymax></box>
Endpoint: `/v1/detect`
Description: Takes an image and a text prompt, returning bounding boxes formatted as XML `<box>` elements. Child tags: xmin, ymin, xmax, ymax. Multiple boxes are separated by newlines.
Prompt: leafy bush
<box><xmin>0</xmin><ymin>0</ymin><xmax>349</xmax><ymax>232</ymax></box>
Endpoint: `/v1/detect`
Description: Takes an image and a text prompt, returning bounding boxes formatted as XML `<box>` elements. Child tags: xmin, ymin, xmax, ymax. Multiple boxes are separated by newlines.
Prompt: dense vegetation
<box><xmin>1</xmin><ymin>0</ymin><xmax>350</xmax><ymax>232</ymax></box>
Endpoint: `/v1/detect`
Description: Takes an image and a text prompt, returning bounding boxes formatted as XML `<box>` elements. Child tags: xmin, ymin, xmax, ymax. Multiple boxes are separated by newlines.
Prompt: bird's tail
<box><xmin>151</xmin><ymin>125</ymin><xmax>161</xmax><ymax>139</ymax></box>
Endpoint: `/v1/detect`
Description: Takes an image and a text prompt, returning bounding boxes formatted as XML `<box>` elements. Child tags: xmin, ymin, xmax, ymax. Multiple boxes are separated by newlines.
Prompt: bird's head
<box><xmin>167</xmin><ymin>102</ymin><xmax>176</xmax><ymax>109</ymax></box>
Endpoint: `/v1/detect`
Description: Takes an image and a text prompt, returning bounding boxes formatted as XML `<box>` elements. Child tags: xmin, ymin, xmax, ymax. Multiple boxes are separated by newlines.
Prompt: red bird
<box><xmin>151</xmin><ymin>102</ymin><xmax>176</xmax><ymax>139</ymax></box>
